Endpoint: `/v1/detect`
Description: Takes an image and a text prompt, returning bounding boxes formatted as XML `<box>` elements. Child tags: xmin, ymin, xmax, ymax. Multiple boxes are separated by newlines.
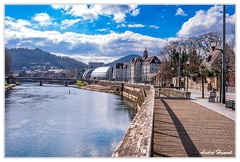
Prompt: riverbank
<box><xmin>5</xmin><ymin>84</ymin><xmax>16</xmax><ymax>91</ymax></box>
<box><xmin>80</xmin><ymin>81</ymin><xmax>124</xmax><ymax>95</ymax></box>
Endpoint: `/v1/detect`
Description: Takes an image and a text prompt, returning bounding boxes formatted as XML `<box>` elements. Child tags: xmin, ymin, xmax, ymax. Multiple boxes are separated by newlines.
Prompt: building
<box><xmin>88</xmin><ymin>62</ymin><xmax>104</xmax><ymax>69</ymax></box>
<box><xmin>113</xmin><ymin>63</ymin><xmax>123</xmax><ymax>81</ymax></box>
<box><xmin>142</xmin><ymin>56</ymin><xmax>161</xmax><ymax>82</ymax></box>
<box><xmin>200</xmin><ymin>44</ymin><xmax>235</xmax><ymax>87</ymax></box>
<box><xmin>200</xmin><ymin>44</ymin><xmax>235</xmax><ymax>71</ymax></box>
<box><xmin>129</xmin><ymin>48</ymin><xmax>161</xmax><ymax>83</ymax></box>
<box><xmin>91</xmin><ymin>66</ymin><xmax>113</xmax><ymax>80</ymax></box>
<box><xmin>129</xmin><ymin>57</ymin><xmax>142</xmax><ymax>83</ymax></box>
<box><xmin>123</xmin><ymin>63</ymin><xmax>129</xmax><ymax>81</ymax></box>
<box><xmin>82</xmin><ymin>68</ymin><xmax>94</xmax><ymax>80</ymax></box>
<box><xmin>112</xmin><ymin>63</ymin><xmax>129</xmax><ymax>81</ymax></box>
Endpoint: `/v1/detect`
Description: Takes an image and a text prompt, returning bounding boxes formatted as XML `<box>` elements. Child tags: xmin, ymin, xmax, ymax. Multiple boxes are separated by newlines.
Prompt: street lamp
<box><xmin>210</xmin><ymin>39</ymin><xmax>226</xmax><ymax>104</ymax></box>
<box><xmin>186</xmin><ymin>60</ymin><xmax>190</xmax><ymax>91</ymax></box>
<box><xmin>210</xmin><ymin>41</ymin><xmax>217</xmax><ymax>51</ymax></box>
<box><xmin>200</xmin><ymin>66</ymin><xmax>205</xmax><ymax>98</ymax></box>
<box><xmin>171</xmin><ymin>67</ymin><xmax>174</xmax><ymax>86</ymax></box>
<box><xmin>178</xmin><ymin>50</ymin><xmax>181</xmax><ymax>89</ymax></box>
<box><xmin>209</xmin><ymin>5</ymin><xmax>226</xmax><ymax>104</ymax></box>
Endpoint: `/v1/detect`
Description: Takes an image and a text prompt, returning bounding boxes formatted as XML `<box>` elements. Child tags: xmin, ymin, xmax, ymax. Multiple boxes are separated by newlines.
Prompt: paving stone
<box><xmin>152</xmin><ymin>99</ymin><xmax>235</xmax><ymax>157</ymax></box>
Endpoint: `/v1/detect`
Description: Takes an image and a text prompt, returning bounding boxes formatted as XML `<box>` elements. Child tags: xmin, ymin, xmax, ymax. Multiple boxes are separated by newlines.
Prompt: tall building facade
<box><xmin>112</xmin><ymin>48</ymin><xmax>161</xmax><ymax>83</ymax></box>
<box><xmin>88</xmin><ymin>62</ymin><xmax>104</xmax><ymax>69</ymax></box>
<box><xmin>129</xmin><ymin>48</ymin><xmax>161</xmax><ymax>83</ymax></box>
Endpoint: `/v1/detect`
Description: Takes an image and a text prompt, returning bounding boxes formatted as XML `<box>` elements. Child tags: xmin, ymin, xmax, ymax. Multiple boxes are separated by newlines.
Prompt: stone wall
<box><xmin>122</xmin><ymin>85</ymin><xmax>146</xmax><ymax>110</ymax></box>
<box><xmin>112</xmin><ymin>86</ymin><xmax>155</xmax><ymax>157</ymax></box>
<box><xmin>160</xmin><ymin>88</ymin><xmax>191</xmax><ymax>99</ymax></box>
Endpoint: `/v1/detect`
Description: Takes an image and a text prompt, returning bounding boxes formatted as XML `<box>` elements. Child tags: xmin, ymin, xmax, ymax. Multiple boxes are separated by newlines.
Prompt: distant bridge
<box><xmin>5</xmin><ymin>76</ymin><xmax>90</xmax><ymax>86</ymax></box>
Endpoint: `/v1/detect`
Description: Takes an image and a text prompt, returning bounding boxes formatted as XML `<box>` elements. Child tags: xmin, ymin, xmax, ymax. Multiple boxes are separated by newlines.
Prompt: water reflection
<box><xmin>5</xmin><ymin>83</ymin><xmax>136</xmax><ymax>157</ymax></box>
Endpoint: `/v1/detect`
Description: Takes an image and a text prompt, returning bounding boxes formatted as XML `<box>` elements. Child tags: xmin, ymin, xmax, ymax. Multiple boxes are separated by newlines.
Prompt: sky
<box><xmin>4</xmin><ymin>2</ymin><xmax>236</xmax><ymax>64</ymax></box>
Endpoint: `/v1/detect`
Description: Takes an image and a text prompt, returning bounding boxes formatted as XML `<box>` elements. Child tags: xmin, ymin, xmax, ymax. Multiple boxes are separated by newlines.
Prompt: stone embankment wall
<box><xmin>159</xmin><ymin>88</ymin><xmax>191</xmax><ymax>99</ymax></box>
<box><xmin>112</xmin><ymin>86</ymin><xmax>155</xmax><ymax>157</ymax></box>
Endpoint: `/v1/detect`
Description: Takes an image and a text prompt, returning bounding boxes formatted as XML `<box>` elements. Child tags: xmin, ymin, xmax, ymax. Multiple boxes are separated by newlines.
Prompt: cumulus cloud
<box><xmin>177</xmin><ymin>5</ymin><xmax>235</xmax><ymax>37</ymax></box>
<box><xmin>5</xmin><ymin>16</ymin><xmax>167</xmax><ymax>63</ymax></box>
<box><xmin>175</xmin><ymin>8</ymin><xmax>187</xmax><ymax>16</ymax></box>
<box><xmin>52</xmin><ymin>5</ymin><xmax>140</xmax><ymax>23</ymax></box>
<box><xmin>5</xmin><ymin>17</ymin><xmax>31</xmax><ymax>30</ymax></box>
<box><xmin>33</xmin><ymin>13</ymin><xmax>52</xmax><ymax>26</ymax></box>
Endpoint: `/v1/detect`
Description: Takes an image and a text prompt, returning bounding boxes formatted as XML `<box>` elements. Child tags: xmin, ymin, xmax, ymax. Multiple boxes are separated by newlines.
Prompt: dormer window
<box><xmin>206</xmin><ymin>55</ymin><xmax>212</xmax><ymax>62</ymax></box>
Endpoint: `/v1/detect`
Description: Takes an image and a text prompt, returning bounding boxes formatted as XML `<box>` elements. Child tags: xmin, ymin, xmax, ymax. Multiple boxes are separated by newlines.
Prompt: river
<box><xmin>5</xmin><ymin>83</ymin><xmax>136</xmax><ymax>157</ymax></box>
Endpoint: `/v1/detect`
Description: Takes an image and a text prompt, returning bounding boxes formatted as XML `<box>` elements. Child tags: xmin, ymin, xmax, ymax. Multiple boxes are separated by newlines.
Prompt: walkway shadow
<box><xmin>160</xmin><ymin>99</ymin><xmax>201</xmax><ymax>157</ymax></box>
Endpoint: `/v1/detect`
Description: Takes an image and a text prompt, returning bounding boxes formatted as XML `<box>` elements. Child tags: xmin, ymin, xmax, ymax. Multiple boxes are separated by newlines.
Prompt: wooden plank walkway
<box><xmin>152</xmin><ymin>99</ymin><xmax>235</xmax><ymax>157</ymax></box>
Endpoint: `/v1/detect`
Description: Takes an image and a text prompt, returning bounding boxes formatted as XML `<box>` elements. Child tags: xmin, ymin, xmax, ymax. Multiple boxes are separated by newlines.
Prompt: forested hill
<box><xmin>7</xmin><ymin>48</ymin><xmax>87</xmax><ymax>70</ymax></box>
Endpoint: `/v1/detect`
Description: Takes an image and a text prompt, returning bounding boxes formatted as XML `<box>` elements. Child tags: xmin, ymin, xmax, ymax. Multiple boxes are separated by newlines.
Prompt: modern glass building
<box><xmin>91</xmin><ymin>66</ymin><xmax>113</xmax><ymax>80</ymax></box>
<box><xmin>82</xmin><ymin>68</ymin><xmax>94</xmax><ymax>80</ymax></box>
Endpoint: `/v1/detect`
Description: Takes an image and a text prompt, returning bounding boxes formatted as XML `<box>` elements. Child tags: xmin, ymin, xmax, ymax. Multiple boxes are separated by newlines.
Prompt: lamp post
<box><xmin>200</xmin><ymin>67</ymin><xmax>205</xmax><ymax>98</ymax></box>
<box><xmin>171</xmin><ymin>67</ymin><xmax>174</xmax><ymax>85</ymax></box>
<box><xmin>210</xmin><ymin>5</ymin><xmax>226</xmax><ymax>104</ymax></box>
<box><xmin>183</xmin><ymin>69</ymin><xmax>185</xmax><ymax>90</ymax></box>
<box><xmin>186</xmin><ymin>60</ymin><xmax>190</xmax><ymax>91</ymax></box>
<box><xmin>178</xmin><ymin>50</ymin><xmax>181</xmax><ymax>89</ymax></box>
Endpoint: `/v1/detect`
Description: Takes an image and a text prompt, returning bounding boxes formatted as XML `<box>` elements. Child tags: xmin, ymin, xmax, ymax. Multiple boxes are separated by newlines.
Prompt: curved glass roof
<box><xmin>91</xmin><ymin>66</ymin><xmax>112</xmax><ymax>78</ymax></box>
<box><xmin>82</xmin><ymin>68</ymin><xmax>94</xmax><ymax>79</ymax></box>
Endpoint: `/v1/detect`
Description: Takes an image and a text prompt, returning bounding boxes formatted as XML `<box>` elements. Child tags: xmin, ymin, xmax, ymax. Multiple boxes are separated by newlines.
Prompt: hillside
<box><xmin>106</xmin><ymin>54</ymin><xmax>141</xmax><ymax>67</ymax></box>
<box><xmin>7</xmin><ymin>48</ymin><xmax>87</xmax><ymax>70</ymax></box>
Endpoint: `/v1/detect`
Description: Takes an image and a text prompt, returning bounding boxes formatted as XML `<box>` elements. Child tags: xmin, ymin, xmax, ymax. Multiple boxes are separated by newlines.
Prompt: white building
<box><xmin>129</xmin><ymin>48</ymin><xmax>161</xmax><ymax>83</ymax></box>
<box><xmin>113</xmin><ymin>63</ymin><xmax>123</xmax><ymax>81</ymax></box>
<box><xmin>142</xmin><ymin>56</ymin><xmax>161</xmax><ymax>82</ymax></box>
<box><xmin>82</xmin><ymin>68</ymin><xmax>94</xmax><ymax>80</ymax></box>
<box><xmin>113</xmin><ymin>63</ymin><xmax>129</xmax><ymax>81</ymax></box>
<box><xmin>91</xmin><ymin>66</ymin><xmax>113</xmax><ymax>80</ymax></box>
<box><xmin>129</xmin><ymin>57</ymin><xmax>142</xmax><ymax>83</ymax></box>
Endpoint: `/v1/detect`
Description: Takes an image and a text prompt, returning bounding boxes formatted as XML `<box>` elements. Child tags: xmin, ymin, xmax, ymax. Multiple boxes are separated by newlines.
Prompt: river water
<box><xmin>5</xmin><ymin>83</ymin><xmax>136</xmax><ymax>157</ymax></box>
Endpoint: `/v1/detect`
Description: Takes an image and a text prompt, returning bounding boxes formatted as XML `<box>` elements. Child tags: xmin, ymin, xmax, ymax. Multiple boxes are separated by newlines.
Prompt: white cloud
<box><xmin>128</xmin><ymin>24</ymin><xmax>145</xmax><ymax>28</ymax></box>
<box><xmin>177</xmin><ymin>5</ymin><xmax>236</xmax><ymax>37</ymax></box>
<box><xmin>52</xmin><ymin>5</ymin><xmax>140</xmax><ymax>23</ymax></box>
<box><xmin>149</xmin><ymin>25</ymin><xmax>159</xmax><ymax>29</ymax></box>
<box><xmin>96</xmin><ymin>28</ymin><xmax>109</xmax><ymax>32</ymax></box>
<box><xmin>5</xmin><ymin>17</ymin><xmax>167</xmax><ymax>63</ymax></box>
<box><xmin>33</xmin><ymin>13</ymin><xmax>52</xmax><ymax>26</ymax></box>
<box><xmin>60</xmin><ymin>19</ymin><xmax>81</xmax><ymax>29</ymax></box>
<box><xmin>116</xmin><ymin>23</ymin><xmax>126</xmax><ymax>28</ymax></box>
<box><xmin>71</xmin><ymin>54</ymin><xmax>117</xmax><ymax>64</ymax></box>
<box><xmin>131</xmin><ymin>8</ymin><xmax>140</xmax><ymax>17</ymax></box>
<box><xmin>175</xmin><ymin>8</ymin><xmax>187</xmax><ymax>16</ymax></box>
<box><xmin>5</xmin><ymin>17</ymin><xmax>31</xmax><ymax>30</ymax></box>
<box><xmin>66</xmin><ymin>5</ymin><xmax>98</xmax><ymax>21</ymax></box>
<box><xmin>51</xmin><ymin>5</ymin><xmax>71</xmax><ymax>11</ymax></box>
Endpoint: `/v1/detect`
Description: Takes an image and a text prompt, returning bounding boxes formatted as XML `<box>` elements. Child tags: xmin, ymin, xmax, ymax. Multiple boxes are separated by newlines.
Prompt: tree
<box><xmin>196</xmin><ymin>32</ymin><xmax>222</xmax><ymax>53</ymax></box>
<box><xmin>228</xmin><ymin>25</ymin><xmax>235</xmax><ymax>56</ymax></box>
<box><xmin>5</xmin><ymin>49</ymin><xmax>12</xmax><ymax>75</ymax></box>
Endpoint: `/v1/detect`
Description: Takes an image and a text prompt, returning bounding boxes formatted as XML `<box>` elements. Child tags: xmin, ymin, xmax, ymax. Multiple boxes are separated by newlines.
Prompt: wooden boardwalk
<box><xmin>152</xmin><ymin>99</ymin><xmax>235</xmax><ymax>157</ymax></box>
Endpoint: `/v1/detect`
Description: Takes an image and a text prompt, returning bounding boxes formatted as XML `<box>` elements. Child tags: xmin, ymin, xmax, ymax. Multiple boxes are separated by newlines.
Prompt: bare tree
<box><xmin>196</xmin><ymin>32</ymin><xmax>222</xmax><ymax>53</ymax></box>
<box><xmin>228</xmin><ymin>25</ymin><xmax>235</xmax><ymax>55</ymax></box>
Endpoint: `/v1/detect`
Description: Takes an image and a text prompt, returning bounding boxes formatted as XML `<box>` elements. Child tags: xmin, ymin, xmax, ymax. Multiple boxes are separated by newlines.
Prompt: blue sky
<box><xmin>4</xmin><ymin>3</ymin><xmax>236</xmax><ymax>64</ymax></box>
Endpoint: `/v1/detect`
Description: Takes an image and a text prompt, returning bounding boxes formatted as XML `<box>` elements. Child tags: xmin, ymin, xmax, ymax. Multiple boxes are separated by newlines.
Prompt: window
<box><xmin>206</xmin><ymin>55</ymin><xmax>212</xmax><ymax>62</ymax></box>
